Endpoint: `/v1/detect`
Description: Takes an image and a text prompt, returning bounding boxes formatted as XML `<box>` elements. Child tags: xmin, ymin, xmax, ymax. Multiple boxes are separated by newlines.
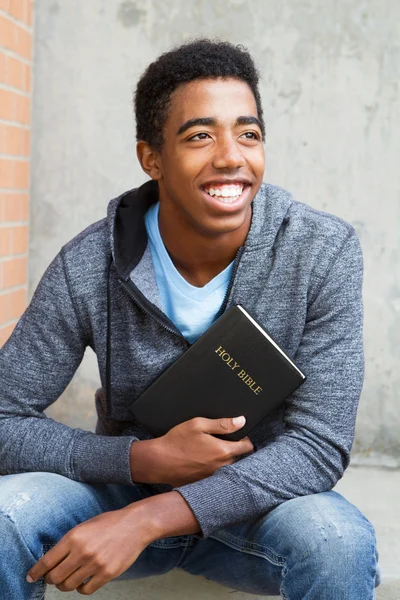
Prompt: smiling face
<box><xmin>137</xmin><ymin>77</ymin><xmax>265</xmax><ymax>239</ymax></box>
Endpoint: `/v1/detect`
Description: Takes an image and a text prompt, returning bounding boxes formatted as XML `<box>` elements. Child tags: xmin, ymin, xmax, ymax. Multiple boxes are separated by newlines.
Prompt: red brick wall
<box><xmin>0</xmin><ymin>0</ymin><xmax>32</xmax><ymax>346</ymax></box>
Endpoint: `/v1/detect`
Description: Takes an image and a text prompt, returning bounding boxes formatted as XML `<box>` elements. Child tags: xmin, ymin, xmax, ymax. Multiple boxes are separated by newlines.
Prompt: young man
<box><xmin>0</xmin><ymin>40</ymin><xmax>379</xmax><ymax>598</ymax></box>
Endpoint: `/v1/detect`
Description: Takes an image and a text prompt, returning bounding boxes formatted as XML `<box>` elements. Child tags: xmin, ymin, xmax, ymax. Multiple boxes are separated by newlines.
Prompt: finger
<box><xmin>44</xmin><ymin>553</ymin><xmax>81</xmax><ymax>587</ymax></box>
<box><xmin>223</xmin><ymin>437</ymin><xmax>254</xmax><ymax>459</ymax></box>
<box><xmin>191</xmin><ymin>415</ymin><xmax>246</xmax><ymax>435</ymax></box>
<box><xmin>236</xmin><ymin>436</ymin><xmax>255</xmax><ymax>454</ymax></box>
<box><xmin>77</xmin><ymin>572</ymin><xmax>111</xmax><ymax>596</ymax></box>
<box><xmin>27</xmin><ymin>542</ymin><xmax>69</xmax><ymax>583</ymax></box>
<box><xmin>233</xmin><ymin>440</ymin><xmax>254</xmax><ymax>456</ymax></box>
<box><xmin>55</xmin><ymin>567</ymin><xmax>93</xmax><ymax>593</ymax></box>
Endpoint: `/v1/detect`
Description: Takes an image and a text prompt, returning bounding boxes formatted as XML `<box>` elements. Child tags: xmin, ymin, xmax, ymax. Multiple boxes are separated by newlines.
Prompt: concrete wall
<box><xmin>30</xmin><ymin>0</ymin><xmax>400</xmax><ymax>462</ymax></box>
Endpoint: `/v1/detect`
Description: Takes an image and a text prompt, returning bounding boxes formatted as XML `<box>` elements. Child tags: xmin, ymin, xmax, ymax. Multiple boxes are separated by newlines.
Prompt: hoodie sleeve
<box><xmin>176</xmin><ymin>229</ymin><xmax>364</xmax><ymax>538</ymax></box>
<box><xmin>0</xmin><ymin>251</ymin><xmax>137</xmax><ymax>485</ymax></box>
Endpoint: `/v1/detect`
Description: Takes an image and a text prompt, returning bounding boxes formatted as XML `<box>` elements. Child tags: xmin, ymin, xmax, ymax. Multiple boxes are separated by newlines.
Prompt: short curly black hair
<box><xmin>134</xmin><ymin>39</ymin><xmax>265</xmax><ymax>150</ymax></box>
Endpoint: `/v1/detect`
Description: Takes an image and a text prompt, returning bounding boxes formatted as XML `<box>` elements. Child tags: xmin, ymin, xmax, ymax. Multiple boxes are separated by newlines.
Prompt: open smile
<box><xmin>200</xmin><ymin>182</ymin><xmax>252</xmax><ymax>212</ymax></box>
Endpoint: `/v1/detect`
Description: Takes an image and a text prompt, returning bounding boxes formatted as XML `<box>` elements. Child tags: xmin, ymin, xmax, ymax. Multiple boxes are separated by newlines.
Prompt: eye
<box><xmin>188</xmin><ymin>132</ymin><xmax>211</xmax><ymax>141</ymax></box>
<box><xmin>240</xmin><ymin>131</ymin><xmax>261</xmax><ymax>140</ymax></box>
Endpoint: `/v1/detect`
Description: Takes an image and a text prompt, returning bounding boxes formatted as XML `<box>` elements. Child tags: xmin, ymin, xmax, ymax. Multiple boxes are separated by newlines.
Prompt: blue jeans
<box><xmin>0</xmin><ymin>472</ymin><xmax>380</xmax><ymax>599</ymax></box>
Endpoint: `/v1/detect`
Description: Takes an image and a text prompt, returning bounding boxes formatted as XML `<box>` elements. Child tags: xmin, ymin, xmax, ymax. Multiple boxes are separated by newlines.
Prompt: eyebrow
<box><xmin>177</xmin><ymin>115</ymin><xmax>263</xmax><ymax>136</ymax></box>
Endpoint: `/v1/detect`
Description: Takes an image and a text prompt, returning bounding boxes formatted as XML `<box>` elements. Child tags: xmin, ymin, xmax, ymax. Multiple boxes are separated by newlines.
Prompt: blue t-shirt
<box><xmin>144</xmin><ymin>202</ymin><xmax>233</xmax><ymax>343</ymax></box>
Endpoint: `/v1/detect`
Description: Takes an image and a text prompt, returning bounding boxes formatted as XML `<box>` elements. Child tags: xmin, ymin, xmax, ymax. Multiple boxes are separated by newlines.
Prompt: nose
<box><xmin>212</xmin><ymin>135</ymin><xmax>246</xmax><ymax>170</ymax></box>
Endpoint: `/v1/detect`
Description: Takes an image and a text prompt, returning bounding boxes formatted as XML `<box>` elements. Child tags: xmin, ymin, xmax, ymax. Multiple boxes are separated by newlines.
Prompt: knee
<box><xmin>0</xmin><ymin>472</ymin><xmax>70</xmax><ymax>536</ymax></box>
<box><xmin>0</xmin><ymin>473</ymin><xmax>71</xmax><ymax>586</ymax></box>
<box><xmin>307</xmin><ymin>501</ymin><xmax>376</xmax><ymax>571</ymax></box>
<box><xmin>265</xmin><ymin>491</ymin><xmax>377</xmax><ymax>570</ymax></box>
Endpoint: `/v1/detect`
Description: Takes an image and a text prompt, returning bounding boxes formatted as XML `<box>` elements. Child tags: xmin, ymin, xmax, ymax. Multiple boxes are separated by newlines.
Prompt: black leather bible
<box><xmin>130</xmin><ymin>305</ymin><xmax>306</xmax><ymax>441</ymax></box>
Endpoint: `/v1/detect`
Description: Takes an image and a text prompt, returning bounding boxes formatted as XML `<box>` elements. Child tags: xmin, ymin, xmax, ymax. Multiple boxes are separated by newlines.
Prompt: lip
<box><xmin>200</xmin><ymin>183</ymin><xmax>252</xmax><ymax>214</ymax></box>
<box><xmin>200</xmin><ymin>177</ymin><xmax>252</xmax><ymax>188</ymax></box>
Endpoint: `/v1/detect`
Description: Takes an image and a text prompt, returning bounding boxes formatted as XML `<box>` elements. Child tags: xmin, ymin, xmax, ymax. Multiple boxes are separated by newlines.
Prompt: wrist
<box><xmin>121</xmin><ymin>498</ymin><xmax>162</xmax><ymax>546</ymax></box>
<box><xmin>129</xmin><ymin>438</ymin><xmax>165</xmax><ymax>484</ymax></box>
<box><xmin>123</xmin><ymin>491</ymin><xmax>200</xmax><ymax>542</ymax></box>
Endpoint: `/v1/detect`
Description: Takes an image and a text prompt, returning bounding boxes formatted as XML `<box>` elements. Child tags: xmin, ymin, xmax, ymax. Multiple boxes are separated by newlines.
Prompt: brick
<box><xmin>14</xmin><ymin>158</ymin><xmax>29</xmax><ymax>187</ymax></box>
<box><xmin>0</xmin><ymin>321</ymin><xmax>17</xmax><ymax>346</ymax></box>
<box><xmin>0</xmin><ymin>1</ymin><xmax>10</xmax><ymax>13</ymax></box>
<box><xmin>23</xmin><ymin>62</ymin><xmax>30</xmax><ymax>92</ymax></box>
<box><xmin>9</xmin><ymin>0</ymin><xmax>25</xmax><ymax>23</ymax></box>
<box><xmin>0</xmin><ymin>124</ymin><xmax>6</xmax><ymax>154</ymax></box>
<box><xmin>10</xmin><ymin>223</ymin><xmax>28</xmax><ymax>253</ymax></box>
<box><xmin>9</xmin><ymin>287</ymin><xmax>26</xmax><ymax>318</ymax></box>
<box><xmin>14</xmin><ymin>25</ymin><xmax>31</xmax><ymax>60</ymax></box>
<box><xmin>5</xmin><ymin>125</ymin><xmax>18</xmax><ymax>154</ymax></box>
<box><xmin>2</xmin><ymin>192</ymin><xmax>29</xmax><ymax>221</ymax></box>
<box><xmin>0</xmin><ymin>288</ymin><xmax>26</xmax><ymax>322</ymax></box>
<box><xmin>15</xmin><ymin>93</ymin><xmax>30</xmax><ymax>123</ymax></box>
<box><xmin>23</xmin><ymin>127</ymin><xmax>29</xmax><ymax>155</ymax></box>
<box><xmin>0</xmin><ymin>89</ymin><xmax>16</xmax><ymax>120</ymax></box>
<box><xmin>0</xmin><ymin>256</ymin><xmax>27</xmax><ymax>288</ymax></box>
<box><xmin>0</xmin><ymin>158</ymin><xmax>29</xmax><ymax>188</ymax></box>
<box><xmin>5</xmin><ymin>124</ymin><xmax>27</xmax><ymax>155</ymax></box>
<box><xmin>26</xmin><ymin>0</ymin><xmax>32</xmax><ymax>27</ymax></box>
<box><xmin>0</xmin><ymin>291</ymin><xmax>9</xmax><ymax>320</ymax></box>
<box><xmin>0</xmin><ymin>226</ymin><xmax>12</xmax><ymax>255</ymax></box>
<box><xmin>5</xmin><ymin>54</ymin><xmax>25</xmax><ymax>90</ymax></box>
<box><xmin>0</xmin><ymin>51</ymin><xmax>5</xmax><ymax>83</ymax></box>
<box><xmin>0</xmin><ymin>18</ymin><xmax>30</xmax><ymax>58</ymax></box>
<box><xmin>4</xmin><ymin>124</ymin><xmax>19</xmax><ymax>155</ymax></box>
<box><xmin>0</xmin><ymin>157</ymin><xmax>14</xmax><ymax>187</ymax></box>
<box><xmin>0</xmin><ymin>15</ymin><xmax>13</xmax><ymax>52</ymax></box>
<box><xmin>10</xmin><ymin>0</ymin><xmax>33</xmax><ymax>27</ymax></box>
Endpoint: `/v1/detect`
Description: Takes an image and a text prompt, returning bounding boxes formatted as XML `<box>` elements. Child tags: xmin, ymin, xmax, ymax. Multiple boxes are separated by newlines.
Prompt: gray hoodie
<box><xmin>0</xmin><ymin>180</ymin><xmax>364</xmax><ymax>538</ymax></box>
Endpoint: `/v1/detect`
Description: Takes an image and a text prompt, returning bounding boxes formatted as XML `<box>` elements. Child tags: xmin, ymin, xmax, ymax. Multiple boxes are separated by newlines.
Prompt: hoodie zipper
<box><xmin>216</xmin><ymin>246</ymin><xmax>245</xmax><ymax>318</ymax></box>
<box><xmin>105</xmin><ymin>265</ymin><xmax>188</xmax><ymax>420</ymax></box>
<box><xmin>118</xmin><ymin>245</ymin><xmax>245</xmax><ymax>340</ymax></box>
<box><xmin>118</xmin><ymin>277</ymin><xmax>189</xmax><ymax>343</ymax></box>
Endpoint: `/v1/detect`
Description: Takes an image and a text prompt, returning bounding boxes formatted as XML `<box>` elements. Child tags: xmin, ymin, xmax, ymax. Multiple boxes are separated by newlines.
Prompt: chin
<box><xmin>196</xmin><ymin>210</ymin><xmax>251</xmax><ymax>238</ymax></box>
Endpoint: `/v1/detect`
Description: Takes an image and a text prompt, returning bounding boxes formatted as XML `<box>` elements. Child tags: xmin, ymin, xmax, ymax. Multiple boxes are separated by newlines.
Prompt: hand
<box><xmin>130</xmin><ymin>415</ymin><xmax>254</xmax><ymax>486</ymax></box>
<box><xmin>26</xmin><ymin>502</ymin><xmax>153</xmax><ymax>595</ymax></box>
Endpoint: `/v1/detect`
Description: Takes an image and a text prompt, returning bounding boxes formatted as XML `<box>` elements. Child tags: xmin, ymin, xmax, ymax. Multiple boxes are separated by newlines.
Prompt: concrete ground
<box><xmin>46</xmin><ymin>466</ymin><xmax>399</xmax><ymax>599</ymax></box>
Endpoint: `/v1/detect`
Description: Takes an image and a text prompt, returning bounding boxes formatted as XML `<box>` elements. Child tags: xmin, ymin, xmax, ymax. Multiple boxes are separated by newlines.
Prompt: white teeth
<box><xmin>204</xmin><ymin>184</ymin><xmax>244</xmax><ymax>199</ymax></box>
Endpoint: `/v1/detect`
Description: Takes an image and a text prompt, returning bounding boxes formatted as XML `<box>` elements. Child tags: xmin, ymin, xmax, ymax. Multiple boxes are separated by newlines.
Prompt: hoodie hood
<box><xmin>107</xmin><ymin>180</ymin><xmax>293</xmax><ymax>281</ymax></box>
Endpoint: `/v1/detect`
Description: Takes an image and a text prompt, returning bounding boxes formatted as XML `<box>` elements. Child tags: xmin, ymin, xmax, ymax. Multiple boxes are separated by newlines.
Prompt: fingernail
<box><xmin>232</xmin><ymin>416</ymin><xmax>245</xmax><ymax>426</ymax></box>
<box><xmin>26</xmin><ymin>575</ymin><xmax>34</xmax><ymax>583</ymax></box>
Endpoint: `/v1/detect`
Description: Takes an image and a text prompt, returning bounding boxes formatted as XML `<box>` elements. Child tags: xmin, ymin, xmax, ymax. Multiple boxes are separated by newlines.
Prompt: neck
<box><xmin>157</xmin><ymin>203</ymin><xmax>251</xmax><ymax>288</ymax></box>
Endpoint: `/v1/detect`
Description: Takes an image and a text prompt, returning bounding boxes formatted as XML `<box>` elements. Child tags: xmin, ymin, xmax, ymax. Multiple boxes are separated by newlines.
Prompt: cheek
<box><xmin>171</xmin><ymin>152</ymin><xmax>205</xmax><ymax>185</ymax></box>
<box><xmin>162</xmin><ymin>160</ymin><xmax>195</xmax><ymax>193</ymax></box>
<box><xmin>250</xmin><ymin>150</ymin><xmax>265</xmax><ymax>177</ymax></box>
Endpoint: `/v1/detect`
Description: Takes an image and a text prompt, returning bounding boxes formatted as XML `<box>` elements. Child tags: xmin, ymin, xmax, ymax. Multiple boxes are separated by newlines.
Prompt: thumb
<box><xmin>190</xmin><ymin>416</ymin><xmax>247</xmax><ymax>434</ymax></box>
<box><xmin>212</xmin><ymin>415</ymin><xmax>247</xmax><ymax>434</ymax></box>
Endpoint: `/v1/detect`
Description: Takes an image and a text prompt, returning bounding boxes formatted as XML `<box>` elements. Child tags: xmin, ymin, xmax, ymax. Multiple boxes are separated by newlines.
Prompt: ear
<box><xmin>136</xmin><ymin>141</ymin><xmax>163</xmax><ymax>180</ymax></box>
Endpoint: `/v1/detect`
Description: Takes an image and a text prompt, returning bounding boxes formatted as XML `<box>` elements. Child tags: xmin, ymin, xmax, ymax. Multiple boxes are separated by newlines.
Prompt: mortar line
<box><xmin>0</xmin><ymin>154</ymin><xmax>30</xmax><ymax>161</ymax></box>
<box><xmin>0</xmin><ymin>83</ymin><xmax>30</xmax><ymax>98</ymax></box>
<box><xmin>0</xmin><ymin>10</ymin><xmax>33</xmax><ymax>34</ymax></box>
<box><xmin>0</xmin><ymin>119</ymin><xmax>30</xmax><ymax>129</ymax></box>
<box><xmin>0</xmin><ymin>47</ymin><xmax>32</xmax><ymax>67</ymax></box>
<box><xmin>0</xmin><ymin>284</ymin><xmax>27</xmax><ymax>295</ymax></box>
